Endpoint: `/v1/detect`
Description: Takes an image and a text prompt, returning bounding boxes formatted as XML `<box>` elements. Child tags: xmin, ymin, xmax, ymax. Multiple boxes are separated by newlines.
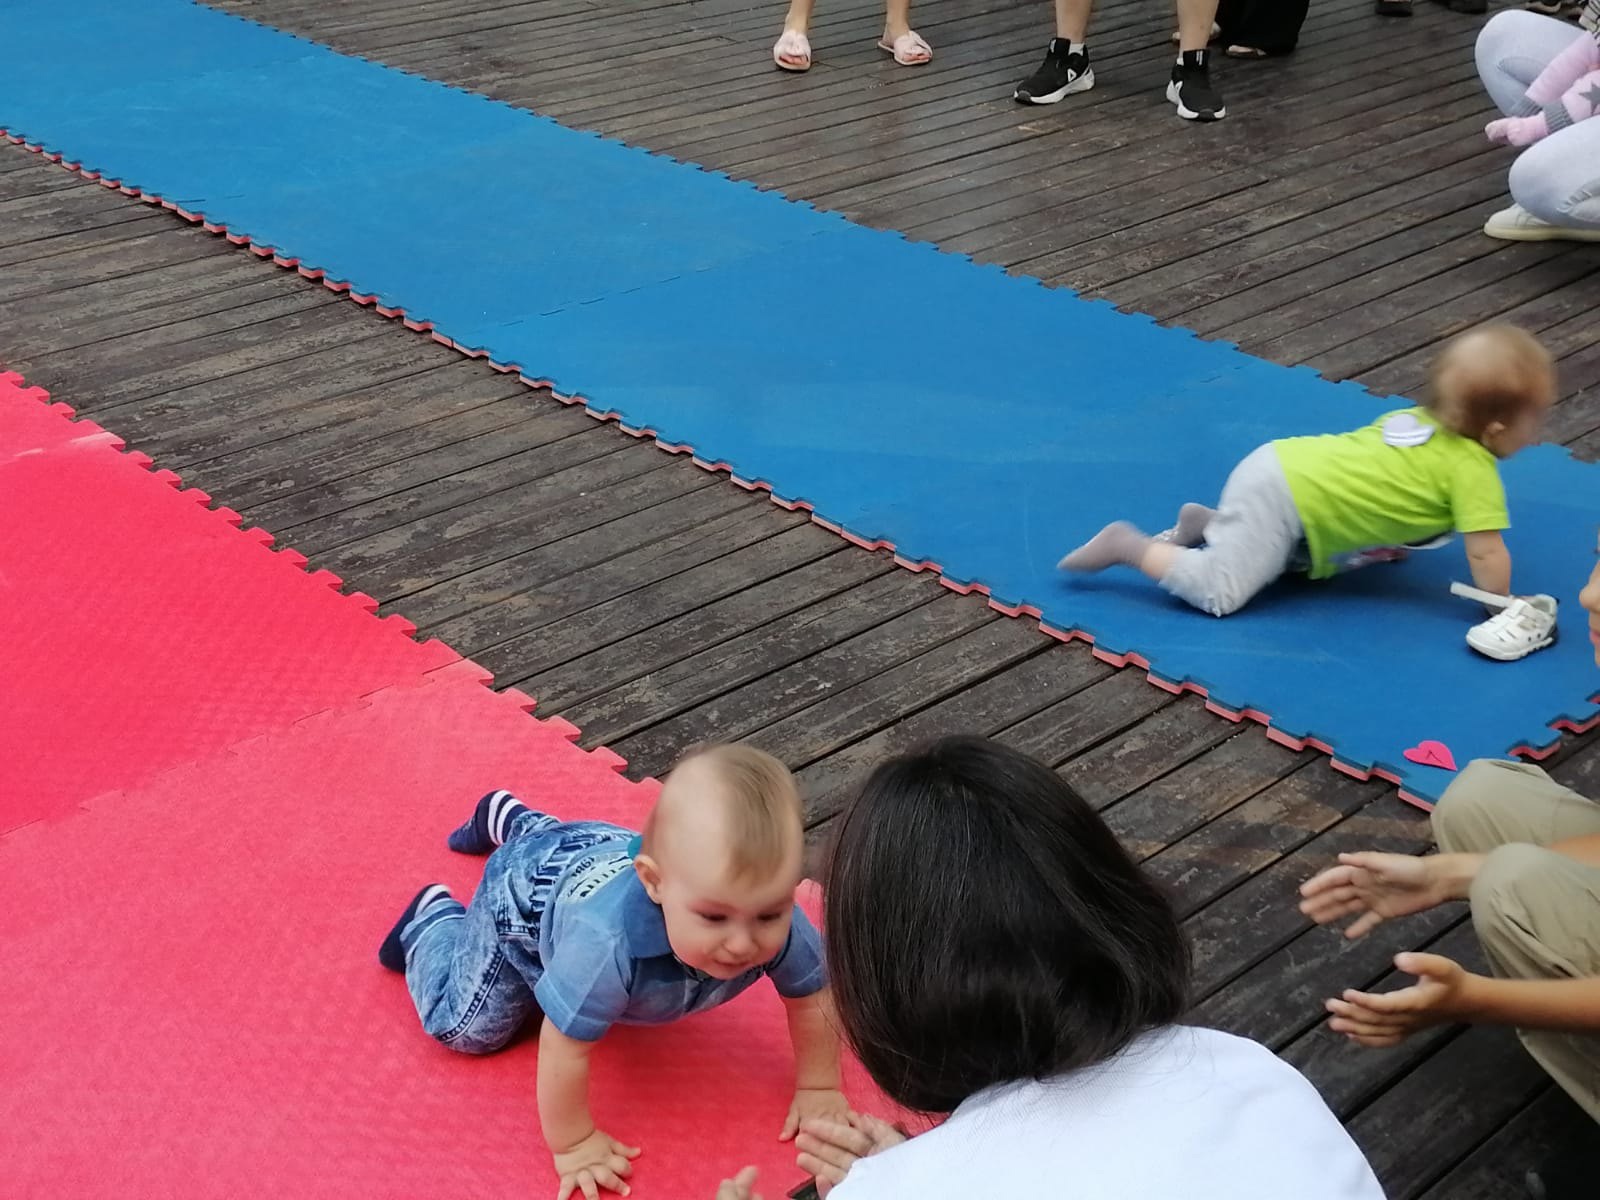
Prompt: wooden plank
<box><xmin>1185</xmin><ymin>803</ymin><xmax>1441</xmax><ymax>1005</ymax></box>
<box><xmin>1344</xmin><ymin>1026</ymin><xmax>1552</xmax><ymax>1199</ymax></box>
<box><xmin>797</xmin><ymin>645</ymin><xmax>1112</xmax><ymax>826</ymax></box>
<box><xmin>556</xmin><ymin>566</ymin><xmax>943</xmax><ymax>748</ymax></box>
<box><xmin>1416</xmin><ymin>1087</ymin><xmax>1596</xmax><ymax>1200</ymax></box>
<box><xmin>521</xmin><ymin>546</ymin><xmax>896</xmax><ymax>714</ymax></box>
<box><xmin>607</xmin><ymin>585</ymin><xmax>997</xmax><ymax>777</ymax></box>
<box><xmin>1103</xmin><ymin>732</ymin><xmax>1317</xmax><ymax>862</ymax></box>
<box><xmin>1280</xmin><ymin>921</ymin><xmax>1487</xmax><ymax>1116</ymax></box>
<box><xmin>425</xmin><ymin>503</ymin><xmax>826</xmax><ymax>666</ymax></box>
<box><xmin>337</xmin><ymin>450</ymin><xmax>717</xmax><ymax>599</ymax></box>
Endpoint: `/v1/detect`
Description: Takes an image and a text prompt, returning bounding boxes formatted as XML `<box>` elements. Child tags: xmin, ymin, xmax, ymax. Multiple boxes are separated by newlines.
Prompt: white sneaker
<box><xmin>1466</xmin><ymin>594</ymin><xmax>1558</xmax><ymax>661</ymax></box>
<box><xmin>1483</xmin><ymin>204</ymin><xmax>1600</xmax><ymax>243</ymax></box>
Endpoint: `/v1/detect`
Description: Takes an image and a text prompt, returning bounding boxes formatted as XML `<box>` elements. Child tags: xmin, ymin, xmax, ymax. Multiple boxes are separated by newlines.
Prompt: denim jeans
<box><xmin>401</xmin><ymin>810</ymin><xmax>627</xmax><ymax>1054</ymax></box>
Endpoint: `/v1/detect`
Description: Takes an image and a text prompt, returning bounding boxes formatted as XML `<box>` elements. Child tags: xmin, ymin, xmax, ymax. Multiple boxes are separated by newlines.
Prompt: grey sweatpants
<box><xmin>1163</xmin><ymin>444</ymin><xmax>1306</xmax><ymax>617</ymax></box>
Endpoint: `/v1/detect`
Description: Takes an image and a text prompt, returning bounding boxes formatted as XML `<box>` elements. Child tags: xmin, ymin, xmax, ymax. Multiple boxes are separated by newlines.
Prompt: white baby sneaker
<box><xmin>1466</xmin><ymin>594</ymin><xmax>1558</xmax><ymax>662</ymax></box>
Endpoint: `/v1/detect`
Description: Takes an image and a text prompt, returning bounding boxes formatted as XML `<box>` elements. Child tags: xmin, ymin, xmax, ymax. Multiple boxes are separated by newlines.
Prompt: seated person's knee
<box><xmin>1467</xmin><ymin>841</ymin><xmax>1547</xmax><ymax>937</ymax></box>
<box><xmin>1429</xmin><ymin>758</ymin><xmax>1507</xmax><ymax>849</ymax></box>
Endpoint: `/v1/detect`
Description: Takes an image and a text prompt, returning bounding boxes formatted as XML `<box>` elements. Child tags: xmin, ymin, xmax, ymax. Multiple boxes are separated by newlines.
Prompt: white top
<box><xmin>833</xmin><ymin>1026</ymin><xmax>1386</xmax><ymax>1200</ymax></box>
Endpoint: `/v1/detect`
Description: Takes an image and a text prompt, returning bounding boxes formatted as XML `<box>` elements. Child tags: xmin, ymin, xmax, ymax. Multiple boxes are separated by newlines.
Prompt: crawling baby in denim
<box><xmin>379</xmin><ymin>744</ymin><xmax>847</xmax><ymax>1200</ymax></box>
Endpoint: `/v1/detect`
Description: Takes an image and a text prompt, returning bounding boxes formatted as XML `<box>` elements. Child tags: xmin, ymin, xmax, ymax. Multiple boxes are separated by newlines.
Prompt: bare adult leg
<box><xmin>879</xmin><ymin>0</ymin><xmax>931</xmax><ymax>65</ymax></box>
<box><xmin>1012</xmin><ymin>0</ymin><xmax>1094</xmax><ymax>104</ymax></box>
<box><xmin>774</xmin><ymin>0</ymin><xmax>816</xmax><ymax>71</ymax></box>
<box><xmin>1170</xmin><ymin>0</ymin><xmax>1227</xmax><ymax>120</ymax></box>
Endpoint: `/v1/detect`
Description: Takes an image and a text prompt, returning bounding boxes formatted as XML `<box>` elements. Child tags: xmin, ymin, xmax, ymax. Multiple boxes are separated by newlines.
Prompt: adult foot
<box><xmin>877</xmin><ymin>29</ymin><xmax>932</xmax><ymax>65</ymax></box>
<box><xmin>773</xmin><ymin>28</ymin><xmax>812</xmax><ymax>71</ymax></box>
<box><xmin>1484</xmin><ymin>203</ymin><xmax>1600</xmax><ymax>242</ymax></box>
<box><xmin>1168</xmin><ymin>49</ymin><xmax>1226</xmax><ymax>120</ymax></box>
<box><xmin>1014</xmin><ymin>39</ymin><xmax>1094</xmax><ymax>104</ymax></box>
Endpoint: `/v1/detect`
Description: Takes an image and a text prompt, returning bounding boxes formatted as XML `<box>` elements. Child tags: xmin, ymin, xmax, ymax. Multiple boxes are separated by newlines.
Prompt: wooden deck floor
<box><xmin>5</xmin><ymin>0</ymin><xmax>1599</xmax><ymax>1192</ymax></box>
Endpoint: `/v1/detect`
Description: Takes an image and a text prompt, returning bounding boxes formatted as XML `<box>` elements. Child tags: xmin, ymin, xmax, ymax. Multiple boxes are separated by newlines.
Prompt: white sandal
<box><xmin>773</xmin><ymin>29</ymin><xmax>812</xmax><ymax>71</ymax></box>
<box><xmin>876</xmin><ymin>29</ymin><xmax>932</xmax><ymax>65</ymax></box>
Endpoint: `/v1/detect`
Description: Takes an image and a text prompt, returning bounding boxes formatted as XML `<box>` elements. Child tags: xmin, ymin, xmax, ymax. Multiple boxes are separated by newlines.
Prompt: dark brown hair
<box><xmin>822</xmin><ymin>736</ymin><xmax>1190</xmax><ymax>1114</ymax></box>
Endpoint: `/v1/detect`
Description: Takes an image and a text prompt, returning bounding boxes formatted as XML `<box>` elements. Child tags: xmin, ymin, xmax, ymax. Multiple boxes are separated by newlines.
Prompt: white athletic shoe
<box><xmin>1466</xmin><ymin>594</ymin><xmax>1558</xmax><ymax>661</ymax></box>
<box><xmin>1483</xmin><ymin>204</ymin><xmax>1600</xmax><ymax>243</ymax></box>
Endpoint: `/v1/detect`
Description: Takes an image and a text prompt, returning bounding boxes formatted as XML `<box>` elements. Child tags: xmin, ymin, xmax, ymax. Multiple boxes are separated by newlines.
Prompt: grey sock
<box><xmin>1169</xmin><ymin>503</ymin><xmax>1215</xmax><ymax>548</ymax></box>
<box><xmin>1058</xmin><ymin>521</ymin><xmax>1152</xmax><ymax>572</ymax></box>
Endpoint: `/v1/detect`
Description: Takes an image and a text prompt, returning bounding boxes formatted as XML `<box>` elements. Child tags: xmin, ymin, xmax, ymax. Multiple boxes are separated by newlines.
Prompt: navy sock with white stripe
<box><xmin>378</xmin><ymin>884</ymin><xmax>456</xmax><ymax>972</ymax></box>
<box><xmin>447</xmin><ymin>789</ymin><xmax>530</xmax><ymax>855</ymax></box>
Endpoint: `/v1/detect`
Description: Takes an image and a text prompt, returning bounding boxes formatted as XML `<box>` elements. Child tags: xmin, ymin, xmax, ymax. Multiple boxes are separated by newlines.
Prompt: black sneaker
<box><xmin>1014</xmin><ymin>39</ymin><xmax>1095</xmax><ymax>105</ymax></box>
<box><xmin>1167</xmin><ymin>49</ymin><xmax>1226</xmax><ymax>121</ymax></box>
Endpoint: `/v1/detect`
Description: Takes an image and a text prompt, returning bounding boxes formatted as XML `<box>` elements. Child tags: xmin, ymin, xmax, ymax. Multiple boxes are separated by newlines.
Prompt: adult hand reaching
<box><xmin>1323</xmin><ymin>952</ymin><xmax>1483</xmax><ymax>1046</ymax></box>
<box><xmin>716</xmin><ymin>1166</ymin><xmax>763</xmax><ymax>1200</ymax></box>
<box><xmin>1298</xmin><ymin>851</ymin><xmax>1478</xmax><ymax>938</ymax></box>
<box><xmin>796</xmin><ymin>1113</ymin><xmax>908</xmax><ymax>1197</ymax></box>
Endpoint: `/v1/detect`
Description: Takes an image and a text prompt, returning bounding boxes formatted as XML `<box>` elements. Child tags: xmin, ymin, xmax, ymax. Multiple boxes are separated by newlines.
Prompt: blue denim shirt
<box><xmin>530</xmin><ymin>827</ymin><xmax>825</xmax><ymax>1041</ymax></box>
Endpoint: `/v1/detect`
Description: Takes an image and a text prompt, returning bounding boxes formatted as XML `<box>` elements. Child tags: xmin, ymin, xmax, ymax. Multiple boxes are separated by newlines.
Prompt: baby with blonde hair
<box><xmin>1059</xmin><ymin>325</ymin><xmax>1555</xmax><ymax>625</ymax></box>
<box><xmin>380</xmin><ymin>743</ymin><xmax>846</xmax><ymax>1200</ymax></box>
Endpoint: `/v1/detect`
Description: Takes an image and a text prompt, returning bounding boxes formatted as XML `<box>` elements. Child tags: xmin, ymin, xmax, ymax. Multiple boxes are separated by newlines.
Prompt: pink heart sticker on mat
<box><xmin>1403</xmin><ymin>740</ymin><xmax>1457</xmax><ymax>771</ymax></box>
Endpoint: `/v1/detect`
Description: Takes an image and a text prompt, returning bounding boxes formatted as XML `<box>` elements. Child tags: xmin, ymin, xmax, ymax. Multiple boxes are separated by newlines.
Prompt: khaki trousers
<box><xmin>1432</xmin><ymin>759</ymin><xmax>1600</xmax><ymax>1121</ymax></box>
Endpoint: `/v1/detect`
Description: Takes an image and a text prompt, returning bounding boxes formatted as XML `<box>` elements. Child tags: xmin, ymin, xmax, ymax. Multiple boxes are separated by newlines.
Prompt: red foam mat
<box><xmin>0</xmin><ymin>664</ymin><xmax>889</xmax><ymax>1198</ymax></box>
<box><xmin>0</xmin><ymin>375</ymin><xmax>459</xmax><ymax>832</ymax></box>
<box><xmin>0</xmin><ymin>374</ymin><xmax>898</xmax><ymax>1196</ymax></box>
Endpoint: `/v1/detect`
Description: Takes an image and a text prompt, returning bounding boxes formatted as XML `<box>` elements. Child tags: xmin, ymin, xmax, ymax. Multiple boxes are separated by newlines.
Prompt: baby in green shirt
<box><xmin>1059</xmin><ymin>325</ymin><xmax>1556</xmax><ymax>618</ymax></box>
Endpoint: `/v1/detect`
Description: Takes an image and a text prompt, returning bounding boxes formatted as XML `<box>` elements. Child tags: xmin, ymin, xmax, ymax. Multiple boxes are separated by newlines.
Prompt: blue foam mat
<box><xmin>6</xmin><ymin>0</ymin><xmax>1598</xmax><ymax>803</ymax></box>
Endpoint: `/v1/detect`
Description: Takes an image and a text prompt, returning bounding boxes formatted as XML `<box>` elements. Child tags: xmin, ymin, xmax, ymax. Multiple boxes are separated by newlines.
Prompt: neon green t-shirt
<box><xmin>1272</xmin><ymin>407</ymin><xmax>1509</xmax><ymax>580</ymax></box>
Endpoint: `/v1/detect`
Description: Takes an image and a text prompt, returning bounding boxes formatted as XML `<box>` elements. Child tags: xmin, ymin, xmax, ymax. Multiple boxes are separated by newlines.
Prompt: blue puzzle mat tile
<box><xmin>6</xmin><ymin>0</ymin><xmax>1598</xmax><ymax>805</ymax></box>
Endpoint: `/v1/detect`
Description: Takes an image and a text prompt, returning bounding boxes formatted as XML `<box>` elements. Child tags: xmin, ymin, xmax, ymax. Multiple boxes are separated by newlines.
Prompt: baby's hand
<box><xmin>779</xmin><ymin>1087</ymin><xmax>851</xmax><ymax>1141</ymax></box>
<box><xmin>553</xmin><ymin>1128</ymin><xmax>641</xmax><ymax>1200</ymax></box>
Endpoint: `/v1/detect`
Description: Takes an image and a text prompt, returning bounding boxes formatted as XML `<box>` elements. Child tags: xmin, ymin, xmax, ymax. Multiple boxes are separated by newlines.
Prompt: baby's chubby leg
<box><xmin>1058</xmin><ymin>521</ymin><xmax>1184</xmax><ymax>580</ymax></box>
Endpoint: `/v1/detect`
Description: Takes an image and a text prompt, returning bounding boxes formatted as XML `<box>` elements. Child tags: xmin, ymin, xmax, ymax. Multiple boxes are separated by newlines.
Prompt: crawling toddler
<box><xmin>379</xmin><ymin>744</ymin><xmax>846</xmax><ymax>1200</ymax></box>
<box><xmin>1058</xmin><ymin>325</ymin><xmax>1555</xmax><ymax>623</ymax></box>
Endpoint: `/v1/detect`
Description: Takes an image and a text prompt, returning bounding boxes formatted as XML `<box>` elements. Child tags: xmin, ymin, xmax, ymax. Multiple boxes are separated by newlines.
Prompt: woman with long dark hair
<box><xmin>719</xmin><ymin>736</ymin><xmax>1383</xmax><ymax>1199</ymax></box>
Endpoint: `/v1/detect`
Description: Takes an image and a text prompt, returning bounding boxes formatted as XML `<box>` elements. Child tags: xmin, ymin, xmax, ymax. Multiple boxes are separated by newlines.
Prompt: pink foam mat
<box><xmin>0</xmin><ymin>664</ymin><xmax>892</xmax><ymax>1198</ymax></box>
<box><xmin>0</xmin><ymin>373</ymin><xmax>900</xmax><ymax>1197</ymax></box>
<box><xmin>0</xmin><ymin>374</ymin><xmax>459</xmax><ymax>833</ymax></box>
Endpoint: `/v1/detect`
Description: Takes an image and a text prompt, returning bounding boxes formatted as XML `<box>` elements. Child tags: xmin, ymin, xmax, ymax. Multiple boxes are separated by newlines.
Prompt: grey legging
<box><xmin>1476</xmin><ymin>11</ymin><xmax>1600</xmax><ymax>230</ymax></box>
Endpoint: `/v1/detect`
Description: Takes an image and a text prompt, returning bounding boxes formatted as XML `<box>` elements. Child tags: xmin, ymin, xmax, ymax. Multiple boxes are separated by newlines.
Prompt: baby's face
<box><xmin>637</xmin><ymin>759</ymin><xmax>804</xmax><ymax>979</ymax></box>
<box><xmin>650</xmin><ymin>852</ymin><xmax>800</xmax><ymax>980</ymax></box>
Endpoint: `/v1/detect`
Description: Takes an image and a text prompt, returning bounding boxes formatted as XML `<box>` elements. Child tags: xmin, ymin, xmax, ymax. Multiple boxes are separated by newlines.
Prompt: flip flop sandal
<box><xmin>876</xmin><ymin>30</ymin><xmax>932</xmax><ymax>65</ymax></box>
<box><xmin>1225</xmin><ymin>44</ymin><xmax>1269</xmax><ymax>57</ymax></box>
<box><xmin>773</xmin><ymin>29</ymin><xmax>812</xmax><ymax>71</ymax></box>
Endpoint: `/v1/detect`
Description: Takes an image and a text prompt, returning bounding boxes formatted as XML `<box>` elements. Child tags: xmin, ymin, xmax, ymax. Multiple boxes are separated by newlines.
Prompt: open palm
<box><xmin>1299</xmin><ymin>852</ymin><xmax>1453</xmax><ymax>938</ymax></box>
